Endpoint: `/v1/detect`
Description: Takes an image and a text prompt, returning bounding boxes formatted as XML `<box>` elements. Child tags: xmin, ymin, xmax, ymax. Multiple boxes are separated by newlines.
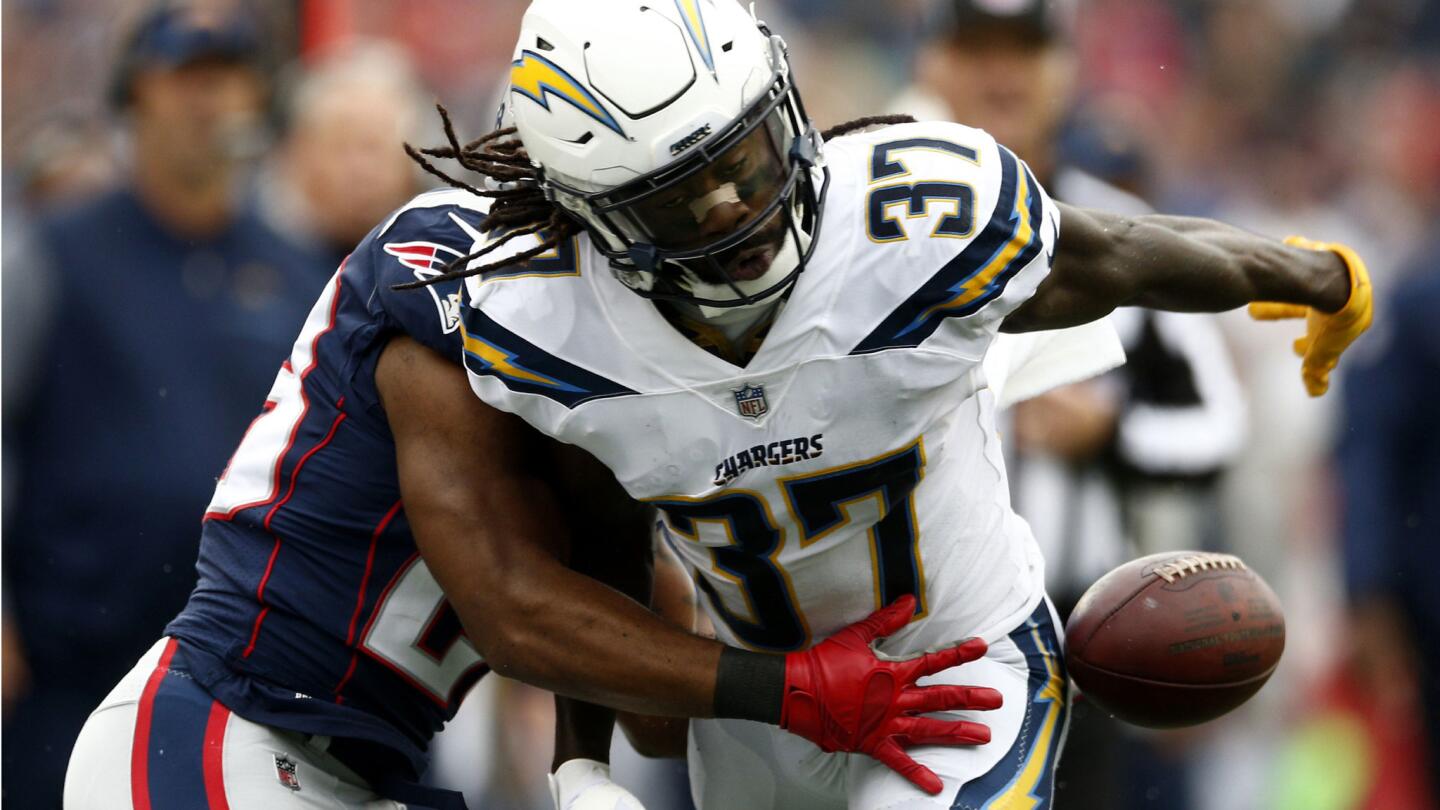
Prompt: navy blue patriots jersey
<box><xmin>165</xmin><ymin>189</ymin><xmax>491</xmax><ymax>778</ymax></box>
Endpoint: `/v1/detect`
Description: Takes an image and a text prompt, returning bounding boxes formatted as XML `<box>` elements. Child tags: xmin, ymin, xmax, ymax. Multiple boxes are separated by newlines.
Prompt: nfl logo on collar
<box><xmin>733</xmin><ymin>383</ymin><xmax>768</xmax><ymax>419</ymax></box>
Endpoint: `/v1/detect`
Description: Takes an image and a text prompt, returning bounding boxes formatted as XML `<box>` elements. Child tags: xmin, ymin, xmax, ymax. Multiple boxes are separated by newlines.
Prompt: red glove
<box><xmin>779</xmin><ymin>595</ymin><xmax>1001</xmax><ymax>795</ymax></box>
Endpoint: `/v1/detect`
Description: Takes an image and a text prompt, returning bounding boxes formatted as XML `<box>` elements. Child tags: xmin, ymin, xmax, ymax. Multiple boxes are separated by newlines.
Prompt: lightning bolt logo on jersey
<box><xmin>165</xmin><ymin>189</ymin><xmax>493</xmax><ymax>778</ymax></box>
<box><xmin>460</xmin><ymin>121</ymin><xmax>1061</xmax><ymax>656</ymax></box>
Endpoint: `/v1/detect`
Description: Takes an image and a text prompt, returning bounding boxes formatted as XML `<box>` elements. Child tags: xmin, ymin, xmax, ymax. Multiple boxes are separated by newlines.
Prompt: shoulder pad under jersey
<box><xmin>363</xmin><ymin>189</ymin><xmax>492</xmax><ymax>359</ymax></box>
<box><xmin>824</xmin><ymin>120</ymin><xmax>1061</xmax><ymax>357</ymax></box>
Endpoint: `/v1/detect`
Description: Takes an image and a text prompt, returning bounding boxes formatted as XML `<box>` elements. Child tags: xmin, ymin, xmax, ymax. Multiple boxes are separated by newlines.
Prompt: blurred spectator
<box><xmin>260</xmin><ymin>40</ymin><xmax>429</xmax><ymax>267</ymax></box>
<box><xmin>899</xmin><ymin>1</ymin><xmax>1245</xmax><ymax>807</ymax></box>
<box><xmin>0</xmin><ymin>3</ymin><xmax>331</xmax><ymax>805</ymax></box>
<box><xmin>291</xmin><ymin>0</ymin><xmax>527</xmax><ymax>132</ymax></box>
<box><xmin>12</xmin><ymin>109</ymin><xmax>119</xmax><ymax>209</ymax></box>
<box><xmin>1337</xmin><ymin>245</ymin><xmax>1440</xmax><ymax>804</ymax></box>
<box><xmin>1267</xmin><ymin>665</ymin><xmax>1433</xmax><ymax>810</ymax></box>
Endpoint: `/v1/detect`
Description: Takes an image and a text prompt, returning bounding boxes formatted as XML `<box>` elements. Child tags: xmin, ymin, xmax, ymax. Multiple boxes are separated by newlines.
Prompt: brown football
<box><xmin>1064</xmin><ymin>551</ymin><xmax>1285</xmax><ymax>728</ymax></box>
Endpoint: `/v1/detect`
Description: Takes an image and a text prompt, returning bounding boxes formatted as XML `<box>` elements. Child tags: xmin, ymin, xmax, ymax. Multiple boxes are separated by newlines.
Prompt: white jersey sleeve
<box><xmin>834</xmin><ymin>121</ymin><xmax>1061</xmax><ymax>361</ymax></box>
<box><xmin>985</xmin><ymin>321</ymin><xmax>1127</xmax><ymax>410</ymax></box>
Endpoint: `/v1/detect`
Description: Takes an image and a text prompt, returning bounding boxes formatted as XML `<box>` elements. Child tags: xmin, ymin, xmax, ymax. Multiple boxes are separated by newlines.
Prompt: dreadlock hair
<box><xmin>820</xmin><ymin>114</ymin><xmax>916</xmax><ymax>140</ymax></box>
<box><xmin>393</xmin><ymin>107</ymin><xmax>919</xmax><ymax>291</ymax></box>
<box><xmin>390</xmin><ymin>104</ymin><xmax>580</xmax><ymax>291</ymax></box>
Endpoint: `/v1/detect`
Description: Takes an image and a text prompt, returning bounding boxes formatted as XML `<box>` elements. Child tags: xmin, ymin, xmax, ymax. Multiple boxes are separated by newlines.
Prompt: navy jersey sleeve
<box><xmin>324</xmin><ymin>190</ymin><xmax>489</xmax><ymax>414</ymax></box>
<box><xmin>368</xmin><ymin>191</ymin><xmax>490</xmax><ymax>356</ymax></box>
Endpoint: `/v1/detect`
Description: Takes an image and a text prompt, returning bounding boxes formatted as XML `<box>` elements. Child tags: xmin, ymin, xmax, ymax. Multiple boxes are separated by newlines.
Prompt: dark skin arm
<box><xmin>553</xmin><ymin>698</ymin><xmax>620</xmax><ymax>767</ymax></box>
<box><xmin>376</xmin><ymin>334</ymin><xmax>723</xmax><ymax>718</ymax></box>
<box><xmin>1001</xmin><ymin>204</ymin><xmax>1350</xmax><ymax>333</ymax></box>
<box><xmin>549</xmin><ymin>458</ymin><xmax>657</xmax><ymax>768</ymax></box>
<box><xmin>616</xmin><ymin>538</ymin><xmax>697</xmax><ymax>759</ymax></box>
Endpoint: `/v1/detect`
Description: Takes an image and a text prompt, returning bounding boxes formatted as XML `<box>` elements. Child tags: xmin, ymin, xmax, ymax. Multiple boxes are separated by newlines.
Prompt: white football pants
<box><xmin>64</xmin><ymin>638</ymin><xmax>404</xmax><ymax>810</ymax></box>
<box><xmin>688</xmin><ymin>599</ymin><xmax>1071</xmax><ymax>810</ymax></box>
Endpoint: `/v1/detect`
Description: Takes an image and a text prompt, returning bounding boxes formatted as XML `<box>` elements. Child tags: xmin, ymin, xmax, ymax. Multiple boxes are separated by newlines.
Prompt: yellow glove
<box><xmin>1248</xmin><ymin>236</ymin><xmax>1373</xmax><ymax>397</ymax></box>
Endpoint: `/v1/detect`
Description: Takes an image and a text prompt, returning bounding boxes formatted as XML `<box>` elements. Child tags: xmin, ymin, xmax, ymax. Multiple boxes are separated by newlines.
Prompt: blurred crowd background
<box><xmin>3</xmin><ymin>0</ymin><xmax>1437</xmax><ymax>808</ymax></box>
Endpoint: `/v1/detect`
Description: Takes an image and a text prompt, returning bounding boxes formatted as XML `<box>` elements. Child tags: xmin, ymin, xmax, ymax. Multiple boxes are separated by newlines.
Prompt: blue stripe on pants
<box><xmin>952</xmin><ymin>601</ymin><xmax>1070</xmax><ymax>810</ymax></box>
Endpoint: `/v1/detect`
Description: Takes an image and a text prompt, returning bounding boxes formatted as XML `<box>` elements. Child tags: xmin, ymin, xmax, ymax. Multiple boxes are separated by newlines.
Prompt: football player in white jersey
<box><xmin>385</xmin><ymin>1</ymin><xmax>1373</xmax><ymax>808</ymax></box>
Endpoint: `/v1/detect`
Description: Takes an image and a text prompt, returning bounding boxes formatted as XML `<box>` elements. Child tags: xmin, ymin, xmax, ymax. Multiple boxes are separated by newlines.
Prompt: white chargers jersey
<box><xmin>460</xmin><ymin>121</ymin><xmax>1060</xmax><ymax>654</ymax></box>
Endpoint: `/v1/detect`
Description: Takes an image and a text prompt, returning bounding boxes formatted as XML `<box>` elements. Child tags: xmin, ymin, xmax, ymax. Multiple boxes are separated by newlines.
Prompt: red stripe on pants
<box><xmin>130</xmin><ymin>639</ymin><xmax>180</xmax><ymax>810</ymax></box>
<box><xmin>202</xmin><ymin>700</ymin><xmax>232</xmax><ymax>809</ymax></box>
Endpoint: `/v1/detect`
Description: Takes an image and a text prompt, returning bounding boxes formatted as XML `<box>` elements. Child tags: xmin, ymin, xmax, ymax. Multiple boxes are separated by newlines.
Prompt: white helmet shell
<box><xmin>506</xmin><ymin>0</ymin><xmax>826</xmax><ymax>309</ymax></box>
<box><xmin>511</xmin><ymin>0</ymin><xmax>776</xmax><ymax>190</ymax></box>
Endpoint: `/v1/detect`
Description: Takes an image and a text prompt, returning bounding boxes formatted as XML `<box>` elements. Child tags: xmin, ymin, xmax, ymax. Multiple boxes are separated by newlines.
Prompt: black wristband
<box><xmin>713</xmin><ymin>646</ymin><xmax>786</xmax><ymax>723</ymax></box>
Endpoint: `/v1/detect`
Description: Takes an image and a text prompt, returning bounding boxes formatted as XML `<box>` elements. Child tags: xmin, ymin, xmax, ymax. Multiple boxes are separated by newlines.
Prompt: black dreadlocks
<box><xmin>393</xmin><ymin>106</ymin><xmax>918</xmax><ymax>291</ymax></box>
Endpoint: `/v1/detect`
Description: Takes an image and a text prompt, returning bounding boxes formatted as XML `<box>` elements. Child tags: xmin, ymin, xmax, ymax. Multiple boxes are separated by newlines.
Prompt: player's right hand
<box><xmin>779</xmin><ymin>595</ymin><xmax>1001</xmax><ymax>795</ymax></box>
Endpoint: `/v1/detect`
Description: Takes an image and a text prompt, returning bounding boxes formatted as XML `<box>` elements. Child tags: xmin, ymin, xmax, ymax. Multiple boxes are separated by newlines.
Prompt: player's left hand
<box><xmin>1248</xmin><ymin>236</ymin><xmax>1373</xmax><ymax>397</ymax></box>
<box><xmin>780</xmin><ymin>595</ymin><xmax>1002</xmax><ymax>795</ymax></box>
<box><xmin>549</xmin><ymin>759</ymin><xmax>647</xmax><ymax>810</ymax></box>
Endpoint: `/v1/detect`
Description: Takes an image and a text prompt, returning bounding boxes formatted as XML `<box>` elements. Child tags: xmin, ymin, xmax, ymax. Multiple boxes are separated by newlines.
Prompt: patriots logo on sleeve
<box><xmin>384</xmin><ymin>241</ymin><xmax>466</xmax><ymax>334</ymax></box>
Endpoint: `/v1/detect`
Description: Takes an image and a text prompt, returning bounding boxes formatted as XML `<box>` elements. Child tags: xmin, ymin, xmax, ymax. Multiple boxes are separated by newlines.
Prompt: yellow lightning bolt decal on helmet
<box><xmin>510</xmin><ymin>50</ymin><xmax>626</xmax><ymax>137</ymax></box>
<box><xmin>674</xmin><ymin>0</ymin><xmax>715</xmax><ymax>73</ymax></box>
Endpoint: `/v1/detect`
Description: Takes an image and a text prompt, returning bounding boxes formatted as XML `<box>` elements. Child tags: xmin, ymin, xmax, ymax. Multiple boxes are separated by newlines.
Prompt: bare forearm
<box><xmin>554</xmin><ymin>696</ymin><xmax>618</xmax><ymax>767</ymax></box>
<box><xmin>1004</xmin><ymin>205</ymin><xmax>1350</xmax><ymax>332</ymax></box>
<box><xmin>380</xmin><ymin>335</ymin><xmax>778</xmax><ymax>724</ymax></box>
<box><xmin>1121</xmin><ymin>214</ymin><xmax>1348</xmax><ymax>312</ymax></box>
<box><xmin>616</xmin><ymin>539</ymin><xmax>697</xmax><ymax>758</ymax></box>
<box><xmin>405</xmin><ymin>468</ymin><xmax>724</xmax><ymax>717</ymax></box>
<box><xmin>475</xmin><ymin>556</ymin><xmax>724</xmax><ymax>718</ymax></box>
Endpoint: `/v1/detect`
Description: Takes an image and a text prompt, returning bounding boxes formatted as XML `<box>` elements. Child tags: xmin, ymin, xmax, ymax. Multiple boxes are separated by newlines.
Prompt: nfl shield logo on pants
<box><xmin>274</xmin><ymin>754</ymin><xmax>301</xmax><ymax>791</ymax></box>
<box><xmin>733</xmin><ymin>383</ymin><xmax>768</xmax><ymax>418</ymax></box>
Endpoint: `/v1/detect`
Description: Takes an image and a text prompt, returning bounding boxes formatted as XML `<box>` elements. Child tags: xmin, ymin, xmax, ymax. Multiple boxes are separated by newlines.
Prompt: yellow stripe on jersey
<box><xmin>853</xmin><ymin>145</ymin><xmax>1046</xmax><ymax>353</ymax></box>
<box><xmin>914</xmin><ymin>164</ymin><xmax>1035</xmax><ymax>326</ymax></box>
<box><xmin>461</xmin><ymin>323</ymin><xmax>573</xmax><ymax>390</ymax></box>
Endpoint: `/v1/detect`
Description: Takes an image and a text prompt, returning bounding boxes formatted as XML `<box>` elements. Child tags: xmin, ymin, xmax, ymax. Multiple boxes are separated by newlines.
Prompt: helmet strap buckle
<box><xmin>627</xmin><ymin>243</ymin><xmax>661</xmax><ymax>274</ymax></box>
<box><xmin>790</xmin><ymin>129</ymin><xmax>820</xmax><ymax>169</ymax></box>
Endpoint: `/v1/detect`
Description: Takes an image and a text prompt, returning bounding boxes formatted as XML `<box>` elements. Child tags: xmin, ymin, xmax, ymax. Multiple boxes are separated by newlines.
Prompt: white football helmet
<box><xmin>507</xmin><ymin>0</ymin><xmax>826</xmax><ymax>308</ymax></box>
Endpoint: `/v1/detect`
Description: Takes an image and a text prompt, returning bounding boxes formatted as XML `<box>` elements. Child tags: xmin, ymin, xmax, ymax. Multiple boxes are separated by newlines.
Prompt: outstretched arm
<box><xmin>1003</xmin><ymin>204</ymin><xmax>1371</xmax><ymax>395</ymax></box>
<box><xmin>1003</xmin><ymin>205</ymin><xmax>1349</xmax><ymax>331</ymax></box>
